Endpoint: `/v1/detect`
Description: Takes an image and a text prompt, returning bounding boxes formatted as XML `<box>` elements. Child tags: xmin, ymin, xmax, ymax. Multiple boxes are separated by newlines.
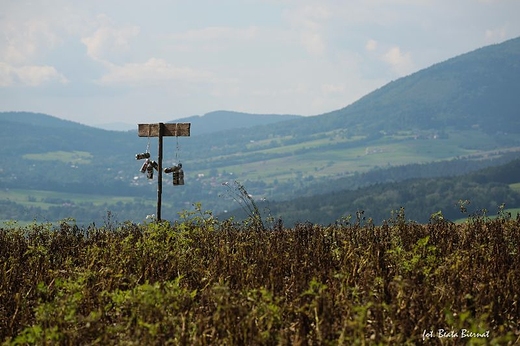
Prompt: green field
<box><xmin>453</xmin><ymin>208</ymin><xmax>520</xmax><ymax>224</ymax></box>
<box><xmin>5</xmin><ymin>131</ymin><xmax>520</xmax><ymax>225</ymax></box>
<box><xmin>197</xmin><ymin>133</ymin><xmax>509</xmax><ymax>184</ymax></box>
<box><xmin>1</xmin><ymin>188</ymin><xmax>138</xmax><ymax>209</ymax></box>
<box><xmin>510</xmin><ymin>183</ymin><xmax>520</xmax><ymax>192</ymax></box>
<box><xmin>22</xmin><ymin>150</ymin><xmax>93</xmax><ymax>164</ymax></box>
<box><xmin>191</xmin><ymin>126</ymin><xmax>520</xmax><ymax>185</ymax></box>
<box><xmin>0</xmin><ymin>188</ymin><xmax>160</xmax><ymax>225</ymax></box>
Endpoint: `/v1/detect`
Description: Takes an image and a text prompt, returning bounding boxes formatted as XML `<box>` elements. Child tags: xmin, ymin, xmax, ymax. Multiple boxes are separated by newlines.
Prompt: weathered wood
<box><xmin>137</xmin><ymin>122</ymin><xmax>191</xmax><ymax>221</ymax></box>
<box><xmin>138</xmin><ymin>123</ymin><xmax>190</xmax><ymax>137</ymax></box>
<box><xmin>157</xmin><ymin>124</ymin><xmax>164</xmax><ymax>221</ymax></box>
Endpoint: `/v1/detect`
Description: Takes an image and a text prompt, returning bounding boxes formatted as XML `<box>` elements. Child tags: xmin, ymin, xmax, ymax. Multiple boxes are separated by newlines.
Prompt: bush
<box><xmin>1</xmin><ymin>214</ymin><xmax>519</xmax><ymax>345</ymax></box>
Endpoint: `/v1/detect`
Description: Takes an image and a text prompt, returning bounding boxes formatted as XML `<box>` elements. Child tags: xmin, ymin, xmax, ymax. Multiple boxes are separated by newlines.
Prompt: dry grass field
<box><xmin>1</xmin><ymin>209</ymin><xmax>519</xmax><ymax>345</ymax></box>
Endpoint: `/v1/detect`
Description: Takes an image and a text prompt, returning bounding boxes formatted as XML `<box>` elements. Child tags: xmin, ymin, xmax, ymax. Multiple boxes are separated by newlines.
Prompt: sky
<box><xmin>1</xmin><ymin>0</ymin><xmax>520</xmax><ymax>128</ymax></box>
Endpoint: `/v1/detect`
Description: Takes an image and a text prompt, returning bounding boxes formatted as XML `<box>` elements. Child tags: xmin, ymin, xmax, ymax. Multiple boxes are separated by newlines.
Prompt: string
<box><xmin>146</xmin><ymin>125</ymin><xmax>151</xmax><ymax>153</ymax></box>
<box><xmin>175</xmin><ymin>124</ymin><xmax>180</xmax><ymax>163</ymax></box>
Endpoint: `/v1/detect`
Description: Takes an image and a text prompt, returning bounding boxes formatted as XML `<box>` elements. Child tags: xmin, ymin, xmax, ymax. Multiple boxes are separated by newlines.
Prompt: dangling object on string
<box><xmin>175</xmin><ymin>123</ymin><xmax>180</xmax><ymax>164</ymax></box>
<box><xmin>146</xmin><ymin>126</ymin><xmax>151</xmax><ymax>154</ymax></box>
<box><xmin>136</xmin><ymin>126</ymin><xmax>156</xmax><ymax>180</ymax></box>
<box><xmin>163</xmin><ymin>123</ymin><xmax>185</xmax><ymax>185</ymax></box>
<box><xmin>135</xmin><ymin>126</ymin><xmax>152</xmax><ymax>160</ymax></box>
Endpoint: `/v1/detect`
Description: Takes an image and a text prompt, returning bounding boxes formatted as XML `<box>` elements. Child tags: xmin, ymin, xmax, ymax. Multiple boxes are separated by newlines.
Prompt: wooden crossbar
<box><xmin>138</xmin><ymin>123</ymin><xmax>190</xmax><ymax>137</ymax></box>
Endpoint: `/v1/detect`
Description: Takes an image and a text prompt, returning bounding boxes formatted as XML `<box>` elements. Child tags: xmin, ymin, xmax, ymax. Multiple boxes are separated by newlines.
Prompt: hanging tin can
<box><xmin>173</xmin><ymin>167</ymin><xmax>184</xmax><ymax>185</ymax></box>
<box><xmin>136</xmin><ymin>152</ymin><xmax>150</xmax><ymax>160</ymax></box>
<box><xmin>164</xmin><ymin>164</ymin><xmax>180</xmax><ymax>174</ymax></box>
<box><xmin>140</xmin><ymin>159</ymin><xmax>150</xmax><ymax>173</ymax></box>
<box><xmin>146</xmin><ymin>163</ymin><xmax>154</xmax><ymax>179</ymax></box>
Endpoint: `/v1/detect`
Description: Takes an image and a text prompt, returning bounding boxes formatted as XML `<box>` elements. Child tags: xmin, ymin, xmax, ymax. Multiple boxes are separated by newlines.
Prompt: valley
<box><xmin>1</xmin><ymin>37</ymin><xmax>520</xmax><ymax>226</ymax></box>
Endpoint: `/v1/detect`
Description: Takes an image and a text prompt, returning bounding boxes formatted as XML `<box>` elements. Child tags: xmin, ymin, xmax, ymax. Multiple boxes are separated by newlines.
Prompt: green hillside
<box><xmin>298</xmin><ymin>36</ymin><xmax>520</xmax><ymax>134</ymax></box>
<box><xmin>179</xmin><ymin>38</ymin><xmax>520</xmax><ymax>189</ymax></box>
<box><xmin>2</xmin><ymin>37</ymin><xmax>520</xmax><ymax>225</ymax></box>
<box><xmin>0</xmin><ymin>112</ymin><xmax>88</xmax><ymax>129</ymax></box>
<box><xmin>0</xmin><ymin>112</ymin><xmax>135</xmax><ymax>156</ymax></box>
<box><xmin>229</xmin><ymin>158</ymin><xmax>520</xmax><ymax>226</ymax></box>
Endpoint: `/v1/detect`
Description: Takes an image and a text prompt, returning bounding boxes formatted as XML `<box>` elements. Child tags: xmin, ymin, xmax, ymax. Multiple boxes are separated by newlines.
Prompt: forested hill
<box><xmin>0</xmin><ymin>110</ymin><xmax>301</xmax><ymax>155</ymax></box>
<box><xmin>0</xmin><ymin>112</ymin><xmax>88</xmax><ymax>129</ymax></box>
<box><xmin>231</xmin><ymin>36</ymin><xmax>520</xmax><ymax>139</ymax></box>
<box><xmin>336</xmin><ymin>36</ymin><xmax>520</xmax><ymax>133</ymax></box>
<box><xmin>0</xmin><ymin>112</ymin><xmax>135</xmax><ymax>156</ymax></box>
<box><xmin>233</xmin><ymin>157</ymin><xmax>520</xmax><ymax>226</ymax></box>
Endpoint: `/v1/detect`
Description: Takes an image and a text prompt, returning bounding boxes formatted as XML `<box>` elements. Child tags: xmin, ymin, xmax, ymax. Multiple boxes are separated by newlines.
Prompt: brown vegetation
<box><xmin>1</xmin><ymin>210</ymin><xmax>519</xmax><ymax>345</ymax></box>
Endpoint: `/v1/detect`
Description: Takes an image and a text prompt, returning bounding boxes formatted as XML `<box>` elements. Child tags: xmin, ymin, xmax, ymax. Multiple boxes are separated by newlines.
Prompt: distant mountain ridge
<box><xmin>244</xmin><ymin>36</ymin><xmax>520</xmax><ymax>139</ymax></box>
<box><xmin>2</xmin><ymin>37</ymin><xmax>520</xmax><ymax>163</ymax></box>
<box><xmin>327</xmin><ymin>37</ymin><xmax>520</xmax><ymax>133</ymax></box>
<box><xmin>0</xmin><ymin>112</ymin><xmax>89</xmax><ymax>129</ymax></box>
<box><xmin>0</xmin><ymin>112</ymin><xmax>134</xmax><ymax>156</ymax></box>
<box><xmin>4</xmin><ymin>36</ymin><xmax>520</xmax><ymax>141</ymax></box>
<box><xmin>5</xmin><ymin>110</ymin><xmax>303</xmax><ymax>135</ymax></box>
<box><xmin>171</xmin><ymin>111</ymin><xmax>302</xmax><ymax>136</ymax></box>
<box><xmin>0</xmin><ymin>109</ymin><xmax>302</xmax><ymax>157</ymax></box>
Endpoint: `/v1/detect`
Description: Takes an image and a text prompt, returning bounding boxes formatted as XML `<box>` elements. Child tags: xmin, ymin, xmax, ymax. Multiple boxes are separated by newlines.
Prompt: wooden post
<box><xmin>138</xmin><ymin>122</ymin><xmax>190</xmax><ymax>221</ymax></box>
<box><xmin>157</xmin><ymin>123</ymin><xmax>163</xmax><ymax>221</ymax></box>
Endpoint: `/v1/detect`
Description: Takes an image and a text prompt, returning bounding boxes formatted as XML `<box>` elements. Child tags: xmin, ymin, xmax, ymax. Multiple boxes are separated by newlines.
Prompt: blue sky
<box><xmin>1</xmin><ymin>0</ymin><xmax>519</xmax><ymax>127</ymax></box>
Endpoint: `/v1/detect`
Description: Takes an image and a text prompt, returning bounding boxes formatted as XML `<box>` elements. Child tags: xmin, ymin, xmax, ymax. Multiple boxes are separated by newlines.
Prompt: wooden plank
<box><xmin>138</xmin><ymin>123</ymin><xmax>190</xmax><ymax>137</ymax></box>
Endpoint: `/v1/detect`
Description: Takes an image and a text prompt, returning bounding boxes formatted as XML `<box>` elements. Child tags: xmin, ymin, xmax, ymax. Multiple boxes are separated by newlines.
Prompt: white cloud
<box><xmin>484</xmin><ymin>26</ymin><xmax>508</xmax><ymax>43</ymax></box>
<box><xmin>1</xmin><ymin>19</ymin><xmax>62</xmax><ymax>65</ymax></box>
<box><xmin>304</xmin><ymin>4</ymin><xmax>331</xmax><ymax>21</ymax></box>
<box><xmin>81</xmin><ymin>15</ymin><xmax>140</xmax><ymax>63</ymax></box>
<box><xmin>81</xmin><ymin>15</ymin><xmax>212</xmax><ymax>87</ymax></box>
<box><xmin>16</xmin><ymin>65</ymin><xmax>68</xmax><ymax>86</ymax></box>
<box><xmin>0</xmin><ymin>1</ymin><xmax>83</xmax><ymax>87</ymax></box>
<box><xmin>97</xmin><ymin>58</ymin><xmax>213</xmax><ymax>86</ymax></box>
<box><xmin>321</xmin><ymin>83</ymin><xmax>345</xmax><ymax>94</ymax></box>
<box><xmin>166</xmin><ymin>26</ymin><xmax>263</xmax><ymax>54</ymax></box>
<box><xmin>170</xmin><ymin>26</ymin><xmax>259</xmax><ymax>42</ymax></box>
<box><xmin>365</xmin><ymin>39</ymin><xmax>378</xmax><ymax>52</ymax></box>
<box><xmin>283</xmin><ymin>4</ymin><xmax>331</xmax><ymax>55</ymax></box>
<box><xmin>0</xmin><ymin>62</ymin><xmax>68</xmax><ymax>87</ymax></box>
<box><xmin>0</xmin><ymin>63</ymin><xmax>14</xmax><ymax>87</ymax></box>
<box><xmin>1</xmin><ymin>0</ymin><xmax>520</xmax><ymax>124</ymax></box>
<box><xmin>281</xmin><ymin>82</ymin><xmax>309</xmax><ymax>96</ymax></box>
<box><xmin>381</xmin><ymin>46</ymin><xmax>415</xmax><ymax>76</ymax></box>
<box><xmin>300</xmin><ymin>31</ymin><xmax>326</xmax><ymax>55</ymax></box>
